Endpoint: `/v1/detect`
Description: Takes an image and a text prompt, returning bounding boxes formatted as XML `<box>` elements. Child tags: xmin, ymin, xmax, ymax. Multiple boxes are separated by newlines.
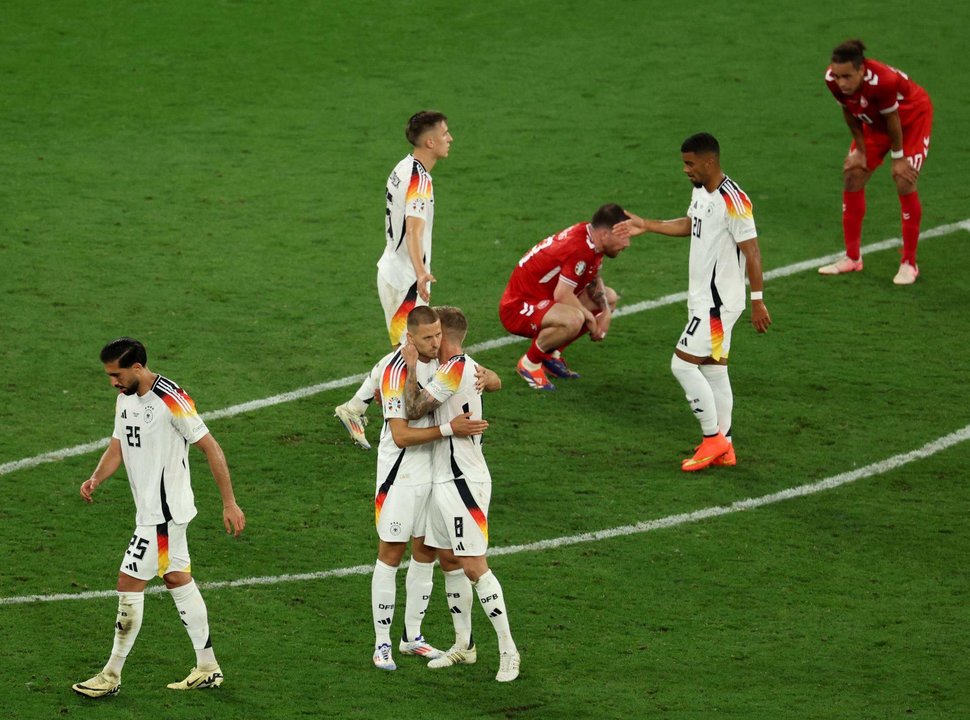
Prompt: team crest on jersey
<box><xmin>537</xmin><ymin>299</ymin><xmax>551</xmax><ymax>310</ymax></box>
<box><xmin>705</xmin><ymin>203</ymin><xmax>714</xmax><ymax>217</ymax></box>
<box><xmin>860</xmin><ymin>96</ymin><xmax>869</xmax><ymax>108</ymax></box>
<box><xmin>575</xmin><ymin>260</ymin><xmax>587</xmax><ymax>275</ymax></box>
<box><xmin>144</xmin><ymin>406</ymin><xmax>155</xmax><ymax>424</ymax></box>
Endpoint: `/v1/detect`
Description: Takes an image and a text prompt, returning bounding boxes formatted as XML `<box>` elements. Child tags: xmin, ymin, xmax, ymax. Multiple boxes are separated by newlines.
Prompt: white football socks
<box><xmin>371</xmin><ymin>560</ymin><xmax>398</xmax><ymax>646</ymax></box>
<box><xmin>403</xmin><ymin>560</ymin><xmax>434</xmax><ymax>641</ymax></box>
<box><xmin>169</xmin><ymin>580</ymin><xmax>216</xmax><ymax>667</ymax></box>
<box><xmin>103</xmin><ymin>591</ymin><xmax>144</xmax><ymax>677</ymax></box>
<box><xmin>347</xmin><ymin>371</ymin><xmax>378</xmax><ymax>415</ymax></box>
<box><xmin>475</xmin><ymin>570</ymin><xmax>516</xmax><ymax>655</ymax></box>
<box><xmin>444</xmin><ymin>567</ymin><xmax>474</xmax><ymax>649</ymax></box>
<box><xmin>671</xmin><ymin>355</ymin><xmax>719</xmax><ymax>435</ymax></box>
<box><xmin>699</xmin><ymin>363</ymin><xmax>733</xmax><ymax>438</ymax></box>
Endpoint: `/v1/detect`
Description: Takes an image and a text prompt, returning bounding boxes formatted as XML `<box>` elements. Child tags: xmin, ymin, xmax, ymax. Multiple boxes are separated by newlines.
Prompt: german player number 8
<box><xmin>454</xmin><ymin>517</ymin><xmax>464</xmax><ymax>538</ymax></box>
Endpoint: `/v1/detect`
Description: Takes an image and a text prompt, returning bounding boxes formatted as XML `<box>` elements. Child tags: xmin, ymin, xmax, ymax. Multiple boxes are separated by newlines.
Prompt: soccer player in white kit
<box><xmin>402</xmin><ymin>306</ymin><xmax>521</xmax><ymax>682</ymax></box>
<box><xmin>615</xmin><ymin>133</ymin><xmax>771</xmax><ymax>471</ymax></box>
<box><xmin>334</xmin><ymin>111</ymin><xmax>453</xmax><ymax>450</ymax></box>
<box><xmin>72</xmin><ymin>338</ymin><xmax>246</xmax><ymax>698</ymax></box>
<box><xmin>370</xmin><ymin>307</ymin><xmax>488</xmax><ymax>671</ymax></box>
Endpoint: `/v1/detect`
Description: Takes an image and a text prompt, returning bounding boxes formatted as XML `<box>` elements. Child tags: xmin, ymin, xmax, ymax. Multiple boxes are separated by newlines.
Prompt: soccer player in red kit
<box><xmin>499</xmin><ymin>204</ymin><xmax>630</xmax><ymax>390</ymax></box>
<box><xmin>818</xmin><ymin>39</ymin><xmax>933</xmax><ymax>285</ymax></box>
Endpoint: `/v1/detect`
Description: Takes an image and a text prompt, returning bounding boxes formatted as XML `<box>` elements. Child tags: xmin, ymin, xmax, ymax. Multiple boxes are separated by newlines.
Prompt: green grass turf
<box><xmin>2</xmin><ymin>0</ymin><xmax>970</xmax><ymax>718</ymax></box>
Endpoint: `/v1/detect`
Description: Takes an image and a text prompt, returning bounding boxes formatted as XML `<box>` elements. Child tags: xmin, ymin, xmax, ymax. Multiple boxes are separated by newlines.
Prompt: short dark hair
<box><xmin>405</xmin><ymin>111</ymin><xmax>447</xmax><ymax>146</ymax></box>
<box><xmin>407</xmin><ymin>305</ymin><xmax>439</xmax><ymax>330</ymax></box>
<box><xmin>591</xmin><ymin>203</ymin><xmax>627</xmax><ymax>229</ymax></box>
<box><xmin>100</xmin><ymin>337</ymin><xmax>147</xmax><ymax>367</ymax></box>
<box><xmin>832</xmin><ymin>39</ymin><xmax>866</xmax><ymax>68</ymax></box>
<box><xmin>434</xmin><ymin>305</ymin><xmax>468</xmax><ymax>343</ymax></box>
<box><xmin>681</xmin><ymin>133</ymin><xmax>720</xmax><ymax>156</ymax></box>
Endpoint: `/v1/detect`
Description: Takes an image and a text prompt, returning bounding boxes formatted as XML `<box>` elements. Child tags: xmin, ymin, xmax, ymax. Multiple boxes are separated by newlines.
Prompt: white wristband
<box><xmin>750</xmin><ymin>291</ymin><xmax>763</xmax><ymax>301</ymax></box>
<box><xmin>439</xmin><ymin>422</ymin><xmax>454</xmax><ymax>437</ymax></box>
<box><xmin>890</xmin><ymin>149</ymin><xmax>905</xmax><ymax>160</ymax></box>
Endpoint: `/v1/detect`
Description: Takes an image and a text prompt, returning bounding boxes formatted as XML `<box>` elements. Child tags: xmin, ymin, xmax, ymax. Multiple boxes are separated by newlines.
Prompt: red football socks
<box><xmin>899</xmin><ymin>191</ymin><xmax>922</xmax><ymax>266</ymax></box>
<box><xmin>842</xmin><ymin>189</ymin><xmax>866</xmax><ymax>261</ymax></box>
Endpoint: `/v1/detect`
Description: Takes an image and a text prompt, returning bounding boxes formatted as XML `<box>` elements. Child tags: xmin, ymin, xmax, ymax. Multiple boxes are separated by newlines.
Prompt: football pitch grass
<box><xmin>2</xmin><ymin>1</ymin><xmax>970</xmax><ymax>718</ymax></box>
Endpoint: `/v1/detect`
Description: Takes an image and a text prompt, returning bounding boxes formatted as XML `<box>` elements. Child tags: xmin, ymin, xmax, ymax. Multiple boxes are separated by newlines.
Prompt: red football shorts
<box><xmin>499</xmin><ymin>293</ymin><xmax>555</xmax><ymax>338</ymax></box>
<box><xmin>852</xmin><ymin>106</ymin><xmax>933</xmax><ymax>173</ymax></box>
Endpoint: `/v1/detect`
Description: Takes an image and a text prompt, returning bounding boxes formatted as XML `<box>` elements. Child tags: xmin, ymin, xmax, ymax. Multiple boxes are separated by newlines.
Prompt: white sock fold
<box><xmin>699</xmin><ymin>363</ymin><xmax>733</xmax><ymax>438</ymax></box>
<box><xmin>169</xmin><ymin>580</ymin><xmax>217</xmax><ymax>667</ymax></box>
<box><xmin>444</xmin><ymin>568</ymin><xmax>474</xmax><ymax>649</ymax></box>
<box><xmin>352</xmin><ymin>374</ymin><xmax>378</xmax><ymax>410</ymax></box>
<box><xmin>403</xmin><ymin>560</ymin><xmax>435</xmax><ymax>641</ymax></box>
<box><xmin>474</xmin><ymin>570</ymin><xmax>516</xmax><ymax>654</ymax></box>
<box><xmin>103</xmin><ymin>591</ymin><xmax>144</xmax><ymax>677</ymax></box>
<box><xmin>371</xmin><ymin>560</ymin><xmax>398</xmax><ymax>646</ymax></box>
<box><xmin>671</xmin><ymin>355</ymin><xmax>718</xmax><ymax>435</ymax></box>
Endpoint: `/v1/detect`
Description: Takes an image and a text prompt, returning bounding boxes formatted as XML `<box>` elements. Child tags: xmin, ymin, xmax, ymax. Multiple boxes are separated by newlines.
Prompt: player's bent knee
<box><xmin>843</xmin><ymin>169</ymin><xmax>869</xmax><ymax>191</ymax></box>
<box><xmin>461</xmin><ymin>556</ymin><xmax>489</xmax><ymax>582</ymax></box>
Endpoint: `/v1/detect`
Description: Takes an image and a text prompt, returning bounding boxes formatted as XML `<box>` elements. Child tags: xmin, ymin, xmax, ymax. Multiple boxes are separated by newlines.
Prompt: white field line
<box><xmin>2</xmin><ymin>217</ymin><xmax>968</xmax><ymax>481</ymax></box>
<box><xmin>3</xmin><ymin>422</ymin><xmax>968</xmax><ymax>606</ymax></box>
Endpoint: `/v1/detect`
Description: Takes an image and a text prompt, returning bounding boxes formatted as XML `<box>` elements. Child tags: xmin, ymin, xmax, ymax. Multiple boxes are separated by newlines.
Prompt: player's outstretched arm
<box><xmin>80</xmin><ymin>437</ymin><xmax>123</xmax><ymax>503</ymax></box>
<box><xmin>194</xmin><ymin>433</ymin><xmax>246</xmax><ymax>537</ymax></box>
<box><xmin>614</xmin><ymin>211</ymin><xmax>690</xmax><ymax>239</ymax></box>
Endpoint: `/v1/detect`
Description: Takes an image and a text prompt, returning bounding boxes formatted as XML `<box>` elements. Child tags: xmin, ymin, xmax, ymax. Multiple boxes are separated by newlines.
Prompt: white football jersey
<box><xmin>112</xmin><ymin>375</ymin><xmax>209</xmax><ymax>526</ymax></box>
<box><xmin>425</xmin><ymin>354</ymin><xmax>491</xmax><ymax>485</ymax></box>
<box><xmin>686</xmin><ymin>176</ymin><xmax>757</xmax><ymax>312</ymax></box>
<box><xmin>376</xmin><ymin>349</ymin><xmax>437</xmax><ymax>488</ymax></box>
<box><xmin>376</xmin><ymin>154</ymin><xmax>434</xmax><ymax>291</ymax></box>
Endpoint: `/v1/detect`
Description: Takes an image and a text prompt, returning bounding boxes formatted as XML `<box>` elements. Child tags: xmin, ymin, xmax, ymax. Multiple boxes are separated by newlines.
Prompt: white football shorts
<box><xmin>377</xmin><ymin>274</ymin><xmax>428</xmax><ymax>347</ymax></box>
<box><xmin>375</xmin><ymin>481</ymin><xmax>432</xmax><ymax>542</ymax></box>
<box><xmin>676</xmin><ymin>306</ymin><xmax>742</xmax><ymax>362</ymax></box>
<box><xmin>118</xmin><ymin>521</ymin><xmax>191</xmax><ymax>581</ymax></box>
<box><xmin>425</xmin><ymin>479</ymin><xmax>491</xmax><ymax>556</ymax></box>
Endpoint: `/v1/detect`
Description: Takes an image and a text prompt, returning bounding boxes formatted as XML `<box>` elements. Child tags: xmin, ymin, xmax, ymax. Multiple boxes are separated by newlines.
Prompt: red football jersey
<box><xmin>825</xmin><ymin>58</ymin><xmax>931</xmax><ymax>133</ymax></box>
<box><xmin>503</xmin><ymin>222</ymin><xmax>604</xmax><ymax>301</ymax></box>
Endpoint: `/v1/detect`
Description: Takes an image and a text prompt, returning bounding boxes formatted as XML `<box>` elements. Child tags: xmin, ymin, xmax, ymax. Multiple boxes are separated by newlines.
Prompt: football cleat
<box><xmin>427</xmin><ymin>643</ymin><xmax>478</xmax><ymax>669</ymax></box>
<box><xmin>399</xmin><ymin>635</ymin><xmax>444</xmax><ymax>659</ymax></box>
<box><xmin>681</xmin><ymin>433</ymin><xmax>731</xmax><ymax>472</ymax></box>
<box><xmin>893</xmin><ymin>262</ymin><xmax>919</xmax><ymax>285</ymax></box>
<box><xmin>711</xmin><ymin>444</ymin><xmax>736</xmax><ymax>467</ymax></box>
<box><xmin>166</xmin><ymin>664</ymin><xmax>224</xmax><ymax>690</ymax></box>
<box><xmin>818</xmin><ymin>255</ymin><xmax>863</xmax><ymax>275</ymax></box>
<box><xmin>496</xmin><ymin>650</ymin><xmax>521</xmax><ymax>682</ymax></box>
<box><xmin>373</xmin><ymin>643</ymin><xmax>396</xmax><ymax>671</ymax></box>
<box><xmin>541</xmin><ymin>355</ymin><xmax>581</xmax><ymax>379</ymax></box>
<box><xmin>71</xmin><ymin>671</ymin><xmax>120</xmax><ymax>699</ymax></box>
<box><xmin>334</xmin><ymin>402</ymin><xmax>371</xmax><ymax>449</ymax></box>
<box><xmin>516</xmin><ymin>357</ymin><xmax>555</xmax><ymax>391</ymax></box>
